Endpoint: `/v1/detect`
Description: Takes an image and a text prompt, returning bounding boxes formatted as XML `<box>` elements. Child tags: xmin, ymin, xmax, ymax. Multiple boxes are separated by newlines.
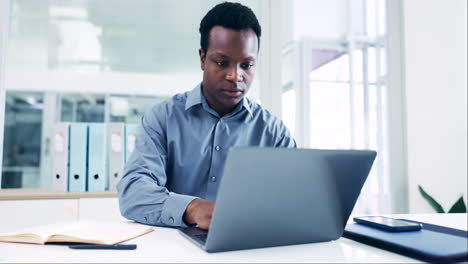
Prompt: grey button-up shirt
<box><xmin>117</xmin><ymin>84</ymin><xmax>296</xmax><ymax>227</ymax></box>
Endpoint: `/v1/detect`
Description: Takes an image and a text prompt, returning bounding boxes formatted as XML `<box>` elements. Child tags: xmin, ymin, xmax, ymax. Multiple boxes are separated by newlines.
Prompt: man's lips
<box><xmin>221</xmin><ymin>89</ymin><xmax>243</xmax><ymax>97</ymax></box>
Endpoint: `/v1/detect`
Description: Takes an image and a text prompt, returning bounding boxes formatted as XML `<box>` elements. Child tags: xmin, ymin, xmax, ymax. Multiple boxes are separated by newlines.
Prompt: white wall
<box><xmin>0</xmin><ymin>197</ymin><xmax>124</xmax><ymax>232</ymax></box>
<box><xmin>0</xmin><ymin>199</ymin><xmax>78</xmax><ymax>232</ymax></box>
<box><xmin>403</xmin><ymin>0</ymin><xmax>467</xmax><ymax>213</ymax></box>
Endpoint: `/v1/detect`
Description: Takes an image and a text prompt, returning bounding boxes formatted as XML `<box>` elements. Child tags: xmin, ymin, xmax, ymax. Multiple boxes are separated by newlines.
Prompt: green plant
<box><xmin>418</xmin><ymin>185</ymin><xmax>467</xmax><ymax>213</ymax></box>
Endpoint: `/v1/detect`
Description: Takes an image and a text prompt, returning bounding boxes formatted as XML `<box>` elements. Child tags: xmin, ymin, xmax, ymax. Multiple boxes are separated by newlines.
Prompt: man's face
<box><xmin>199</xmin><ymin>26</ymin><xmax>258</xmax><ymax>116</ymax></box>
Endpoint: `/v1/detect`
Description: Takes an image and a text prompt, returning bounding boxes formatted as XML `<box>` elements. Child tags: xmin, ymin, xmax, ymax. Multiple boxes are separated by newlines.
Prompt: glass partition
<box><xmin>2</xmin><ymin>0</ymin><xmax>262</xmax><ymax>189</ymax></box>
<box><xmin>2</xmin><ymin>92</ymin><xmax>43</xmax><ymax>188</ymax></box>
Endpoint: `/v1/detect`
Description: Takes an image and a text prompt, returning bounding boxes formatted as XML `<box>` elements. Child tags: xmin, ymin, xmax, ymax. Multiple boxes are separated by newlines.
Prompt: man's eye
<box><xmin>242</xmin><ymin>63</ymin><xmax>254</xmax><ymax>70</ymax></box>
<box><xmin>216</xmin><ymin>61</ymin><xmax>226</xmax><ymax>67</ymax></box>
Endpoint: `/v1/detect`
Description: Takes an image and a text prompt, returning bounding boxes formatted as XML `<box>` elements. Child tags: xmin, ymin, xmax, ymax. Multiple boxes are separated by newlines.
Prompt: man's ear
<box><xmin>199</xmin><ymin>48</ymin><xmax>206</xmax><ymax>71</ymax></box>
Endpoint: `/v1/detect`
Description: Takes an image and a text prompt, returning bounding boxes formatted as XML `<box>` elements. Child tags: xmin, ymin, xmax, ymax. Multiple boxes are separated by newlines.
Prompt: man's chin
<box><xmin>221</xmin><ymin>96</ymin><xmax>243</xmax><ymax>106</ymax></box>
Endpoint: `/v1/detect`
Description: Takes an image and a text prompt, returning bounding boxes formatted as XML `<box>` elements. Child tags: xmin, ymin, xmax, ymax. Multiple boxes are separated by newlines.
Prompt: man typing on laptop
<box><xmin>117</xmin><ymin>2</ymin><xmax>296</xmax><ymax>230</ymax></box>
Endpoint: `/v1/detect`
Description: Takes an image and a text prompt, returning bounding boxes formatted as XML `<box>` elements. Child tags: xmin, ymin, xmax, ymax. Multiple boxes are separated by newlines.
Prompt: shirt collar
<box><xmin>184</xmin><ymin>83</ymin><xmax>203</xmax><ymax>111</ymax></box>
<box><xmin>185</xmin><ymin>83</ymin><xmax>253</xmax><ymax>118</ymax></box>
<box><xmin>240</xmin><ymin>95</ymin><xmax>253</xmax><ymax>118</ymax></box>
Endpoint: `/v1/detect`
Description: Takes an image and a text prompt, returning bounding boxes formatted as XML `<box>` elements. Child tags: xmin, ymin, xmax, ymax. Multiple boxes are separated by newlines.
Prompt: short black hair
<box><xmin>199</xmin><ymin>2</ymin><xmax>261</xmax><ymax>54</ymax></box>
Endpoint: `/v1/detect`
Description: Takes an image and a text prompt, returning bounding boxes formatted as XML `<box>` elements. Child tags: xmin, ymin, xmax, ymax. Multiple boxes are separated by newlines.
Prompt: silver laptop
<box><xmin>179</xmin><ymin>147</ymin><xmax>377</xmax><ymax>253</ymax></box>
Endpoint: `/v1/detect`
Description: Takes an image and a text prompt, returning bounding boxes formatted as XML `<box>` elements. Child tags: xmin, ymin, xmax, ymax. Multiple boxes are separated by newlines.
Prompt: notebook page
<box><xmin>0</xmin><ymin>221</ymin><xmax>77</xmax><ymax>242</ymax></box>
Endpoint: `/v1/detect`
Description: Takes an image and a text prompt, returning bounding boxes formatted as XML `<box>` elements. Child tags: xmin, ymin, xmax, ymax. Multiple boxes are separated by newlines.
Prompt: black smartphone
<box><xmin>354</xmin><ymin>216</ymin><xmax>423</xmax><ymax>232</ymax></box>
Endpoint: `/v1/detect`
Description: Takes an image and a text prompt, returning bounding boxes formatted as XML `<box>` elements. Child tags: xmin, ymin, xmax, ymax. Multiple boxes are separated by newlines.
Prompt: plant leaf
<box><xmin>448</xmin><ymin>196</ymin><xmax>467</xmax><ymax>213</ymax></box>
<box><xmin>418</xmin><ymin>185</ymin><xmax>445</xmax><ymax>213</ymax></box>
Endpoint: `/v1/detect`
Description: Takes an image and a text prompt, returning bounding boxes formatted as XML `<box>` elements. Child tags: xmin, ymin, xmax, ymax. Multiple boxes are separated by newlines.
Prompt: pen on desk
<box><xmin>69</xmin><ymin>244</ymin><xmax>137</xmax><ymax>250</ymax></box>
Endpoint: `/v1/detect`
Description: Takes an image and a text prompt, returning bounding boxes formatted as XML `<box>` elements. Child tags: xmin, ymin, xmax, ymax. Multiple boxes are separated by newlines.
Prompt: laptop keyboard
<box><xmin>195</xmin><ymin>233</ymin><xmax>208</xmax><ymax>242</ymax></box>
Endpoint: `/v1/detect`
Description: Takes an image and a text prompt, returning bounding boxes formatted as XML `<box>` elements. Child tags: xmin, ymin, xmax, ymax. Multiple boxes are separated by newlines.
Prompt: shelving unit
<box><xmin>0</xmin><ymin>188</ymin><xmax>117</xmax><ymax>200</ymax></box>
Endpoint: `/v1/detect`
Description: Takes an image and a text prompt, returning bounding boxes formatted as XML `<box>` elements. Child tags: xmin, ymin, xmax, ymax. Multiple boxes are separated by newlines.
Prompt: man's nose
<box><xmin>226</xmin><ymin>66</ymin><xmax>243</xmax><ymax>82</ymax></box>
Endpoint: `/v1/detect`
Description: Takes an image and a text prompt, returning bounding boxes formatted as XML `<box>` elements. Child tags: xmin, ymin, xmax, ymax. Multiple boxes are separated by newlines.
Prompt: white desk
<box><xmin>1</xmin><ymin>213</ymin><xmax>466</xmax><ymax>263</ymax></box>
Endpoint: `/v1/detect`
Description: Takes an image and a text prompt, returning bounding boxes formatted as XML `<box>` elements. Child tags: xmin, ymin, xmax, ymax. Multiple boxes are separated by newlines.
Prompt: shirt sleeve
<box><xmin>274</xmin><ymin>120</ymin><xmax>297</xmax><ymax>148</ymax></box>
<box><xmin>117</xmin><ymin>106</ymin><xmax>198</xmax><ymax>227</ymax></box>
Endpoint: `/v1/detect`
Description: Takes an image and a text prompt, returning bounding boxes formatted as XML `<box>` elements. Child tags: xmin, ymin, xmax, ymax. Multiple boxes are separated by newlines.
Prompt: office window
<box><xmin>281</xmin><ymin>0</ymin><xmax>389</xmax><ymax>214</ymax></box>
<box><xmin>281</xmin><ymin>44</ymin><xmax>296</xmax><ymax>136</ymax></box>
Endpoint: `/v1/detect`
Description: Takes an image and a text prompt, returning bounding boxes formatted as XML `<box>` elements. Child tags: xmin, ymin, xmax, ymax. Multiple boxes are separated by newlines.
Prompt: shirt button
<box><xmin>169</xmin><ymin>217</ymin><xmax>174</xmax><ymax>224</ymax></box>
<box><xmin>215</xmin><ymin>145</ymin><xmax>220</xmax><ymax>151</ymax></box>
<box><xmin>211</xmin><ymin>176</ymin><xmax>216</xmax><ymax>182</ymax></box>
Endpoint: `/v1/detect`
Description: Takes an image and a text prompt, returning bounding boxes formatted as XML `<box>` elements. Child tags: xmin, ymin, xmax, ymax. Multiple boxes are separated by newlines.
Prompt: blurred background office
<box><xmin>0</xmin><ymin>0</ymin><xmax>466</xmax><ymax>215</ymax></box>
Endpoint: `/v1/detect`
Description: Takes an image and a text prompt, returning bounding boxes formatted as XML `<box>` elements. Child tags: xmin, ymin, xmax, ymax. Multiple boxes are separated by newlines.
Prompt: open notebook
<box><xmin>0</xmin><ymin>221</ymin><xmax>154</xmax><ymax>245</ymax></box>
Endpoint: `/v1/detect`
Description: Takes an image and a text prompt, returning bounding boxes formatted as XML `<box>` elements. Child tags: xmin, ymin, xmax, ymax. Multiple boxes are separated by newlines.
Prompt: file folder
<box><xmin>87</xmin><ymin>123</ymin><xmax>107</xmax><ymax>192</ymax></box>
<box><xmin>68</xmin><ymin>123</ymin><xmax>88</xmax><ymax>192</ymax></box>
<box><xmin>52</xmin><ymin>122</ymin><xmax>70</xmax><ymax>192</ymax></box>
<box><xmin>107</xmin><ymin>123</ymin><xmax>125</xmax><ymax>191</ymax></box>
<box><xmin>125</xmin><ymin>124</ymin><xmax>139</xmax><ymax>163</ymax></box>
<box><xmin>343</xmin><ymin>219</ymin><xmax>468</xmax><ymax>262</ymax></box>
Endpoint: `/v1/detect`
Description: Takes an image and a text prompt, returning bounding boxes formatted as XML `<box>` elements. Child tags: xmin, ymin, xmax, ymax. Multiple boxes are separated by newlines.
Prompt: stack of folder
<box><xmin>52</xmin><ymin>122</ymin><xmax>139</xmax><ymax>192</ymax></box>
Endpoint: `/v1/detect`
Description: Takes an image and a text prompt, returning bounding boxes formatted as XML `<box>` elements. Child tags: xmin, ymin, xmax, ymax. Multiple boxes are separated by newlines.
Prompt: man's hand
<box><xmin>183</xmin><ymin>198</ymin><xmax>215</xmax><ymax>230</ymax></box>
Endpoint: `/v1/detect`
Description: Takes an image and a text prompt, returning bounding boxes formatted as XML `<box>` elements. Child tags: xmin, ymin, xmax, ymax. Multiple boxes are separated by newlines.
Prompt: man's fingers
<box><xmin>198</xmin><ymin>221</ymin><xmax>210</xmax><ymax>230</ymax></box>
<box><xmin>198</xmin><ymin>214</ymin><xmax>213</xmax><ymax>230</ymax></box>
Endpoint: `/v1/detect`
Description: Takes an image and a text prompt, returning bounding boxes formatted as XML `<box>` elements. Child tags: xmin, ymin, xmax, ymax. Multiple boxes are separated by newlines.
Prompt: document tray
<box><xmin>343</xmin><ymin>219</ymin><xmax>468</xmax><ymax>262</ymax></box>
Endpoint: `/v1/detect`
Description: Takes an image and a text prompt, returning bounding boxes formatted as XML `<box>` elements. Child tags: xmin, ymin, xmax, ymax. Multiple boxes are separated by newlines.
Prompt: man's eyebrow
<box><xmin>211</xmin><ymin>52</ymin><xmax>256</xmax><ymax>61</ymax></box>
<box><xmin>212</xmin><ymin>52</ymin><xmax>230</xmax><ymax>58</ymax></box>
